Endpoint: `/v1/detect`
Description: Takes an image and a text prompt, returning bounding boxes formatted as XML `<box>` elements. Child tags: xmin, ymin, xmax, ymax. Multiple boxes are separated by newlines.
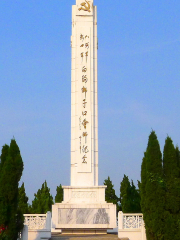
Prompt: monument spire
<box><xmin>52</xmin><ymin>1</ymin><xmax>116</xmax><ymax>234</ymax></box>
<box><xmin>71</xmin><ymin>0</ymin><xmax>98</xmax><ymax>187</ymax></box>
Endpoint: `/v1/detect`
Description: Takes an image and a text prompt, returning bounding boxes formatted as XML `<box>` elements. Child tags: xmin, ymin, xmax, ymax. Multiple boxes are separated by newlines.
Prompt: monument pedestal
<box><xmin>52</xmin><ymin>186</ymin><xmax>117</xmax><ymax>234</ymax></box>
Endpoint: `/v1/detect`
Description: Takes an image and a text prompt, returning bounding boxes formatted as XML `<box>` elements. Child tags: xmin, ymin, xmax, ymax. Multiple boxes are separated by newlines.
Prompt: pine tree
<box><xmin>140</xmin><ymin>131</ymin><xmax>164</xmax><ymax>240</ymax></box>
<box><xmin>120</xmin><ymin>175</ymin><xmax>131</xmax><ymax>213</ymax></box>
<box><xmin>55</xmin><ymin>184</ymin><xmax>63</xmax><ymax>203</ymax></box>
<box><xmin>31</xmin><ymin>181</ymin><xmax>54</xmax><ymax>214</ymax></box>
<box><xmin>18</xmin><ymin>182</ymin><xmax>29</xmax><ymax>214</ymax></box>
<box><xmin>104</xmin><ymin>176</ymin><xmax>118</xmax><ymax>205</ymax></box>
<box><xmin>130</xmin><ymin>180</ymin><xmax>141</xmax><ymax>213</ymax></box>
<box><xmin>0</xmin><ymin>139</ymin><xmax>24</xmax><ymax>240</ymax></box>
<box><xmin>163</xmin><ymin>137</ymin><xmax>180</xmax><ymax>240</ymax></box>
<box><xmin>120</xmin><ymin>175</ymin><xmax>141</xmax><ymax>213</ymax></box>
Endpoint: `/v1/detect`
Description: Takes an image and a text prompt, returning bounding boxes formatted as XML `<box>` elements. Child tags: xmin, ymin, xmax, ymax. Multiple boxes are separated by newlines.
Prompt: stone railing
<box><xmin>118</xmin><ymin>212</ymin><xmax>146</xmax><ymax>240</ymax></box>
<box><xmin>21</xmin><ymin>212</ymin><xmax>51</xmax><ymax>240</ymax></box>
<box><xmin>123</xmin><ymin>213</ymin><xmax>143</xmax><ymax>229</ymax></box>
<box><xmin>24</xmin><ymin>214</ymin><xmax>48</xmax><ymax>230</ymax></box>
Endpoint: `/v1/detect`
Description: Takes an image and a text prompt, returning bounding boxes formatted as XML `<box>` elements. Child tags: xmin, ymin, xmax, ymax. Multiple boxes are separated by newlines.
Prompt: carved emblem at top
<box><xmin>78</xmin><ymin>0</ymin><xmax>91</xmax><ymax>13</ymax></box>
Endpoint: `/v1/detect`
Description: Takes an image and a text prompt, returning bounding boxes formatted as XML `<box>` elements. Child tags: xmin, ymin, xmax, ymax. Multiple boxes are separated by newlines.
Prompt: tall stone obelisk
<box><xmin>52</xmin><ymin>1</ymin><xmax>116</xmax><ymax>234</ymax></box>
<box><xmin>71</xmin><ymin>0</ymin><xmax>98</xmax><ymax>187</ymax></box>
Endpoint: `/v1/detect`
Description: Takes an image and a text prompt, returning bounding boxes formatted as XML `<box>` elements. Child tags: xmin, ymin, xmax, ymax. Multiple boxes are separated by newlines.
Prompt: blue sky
<box><xmin>0</xmin><ymin>0</ymin><xmax>180</xmax><ymax>202</ymax></box>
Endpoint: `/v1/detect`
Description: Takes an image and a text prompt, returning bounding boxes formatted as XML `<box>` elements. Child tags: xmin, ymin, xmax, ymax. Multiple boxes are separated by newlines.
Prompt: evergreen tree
<box><xmin>0</xmin><ymin>139</ymin><xmax>24</xmax><ymax>240</ymax></box>
<box><xmin>104</xmin><ymin>176</ymin><xmax>118</xmax><ymax>205</ymax></box>
<box><xmin>140</xmin><ymin>131</ymin><xmax>164</xmax><ymax>240</ymax></box>
<box><xmin>163</xmin><ymin>137</ymin><xmax>180</xmax><ymax>240</ymax></box>
<box><xmin>175</xmin><ymin>146</ymin><xmax>180</xmax><ymax>177</ymax></box>
<box><xmin>140</xmin><ymin>154</ymin><xmax>147</xmax><ymax>219</ymax></box>
<box><xmin>0</xmin><ymin>145</ymin><xmax>10</xmax><ymax>226</ymax></box>
<box><xmin>120</xmin><ymin>175</ymin><xmax>141</xmax><ymax>213</ymax></box>
<box><xmin>55</xmin><ymin>184</ymin><xmax>63</xmax><ymax>203</ymax></box>
<box><xmin>120</xmin><ymin>175</ymin><xmax>131</xmax><ymax>213</ymax></box>
<box><xmin>0</xmin><ymin>144</ymin><xmax>9</xmax><ymax>171</ymax></box>
<box><xmin>130</xmin><ymin>180</ymin><xmax>141</xmax><ymax>213</ymax></box>
<box><xmin>31</xmin><ymin>181</ymin><xmax>54</xmax><ymax>214</ymax></box>
<box><xmin>163</xmin><ymin>137</ymin><xmax>178</xmax><ymax>181</ymax></box>
<box><xmin>18</xmin><ymin>182</ymin><xmax>29</xmax><ymax>214</ymax></box>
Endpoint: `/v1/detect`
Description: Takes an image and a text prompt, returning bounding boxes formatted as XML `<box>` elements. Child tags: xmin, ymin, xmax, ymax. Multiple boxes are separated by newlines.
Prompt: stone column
<box><xmin>71</xmin><ymin>0</ymin><xmax>98</xmax><ymax>187</ymax></box>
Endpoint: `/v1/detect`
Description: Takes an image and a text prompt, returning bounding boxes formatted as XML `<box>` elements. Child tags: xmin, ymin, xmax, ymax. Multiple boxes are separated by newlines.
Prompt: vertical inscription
<box><xmin>80</xmin><ymin>34</ymin><xmax>89</xmax><ymax>164</ymax></box>
<box><xmin>77</xmin><ymin>28</ymin><xmax>91</xmax><ymax>172</ymax></box>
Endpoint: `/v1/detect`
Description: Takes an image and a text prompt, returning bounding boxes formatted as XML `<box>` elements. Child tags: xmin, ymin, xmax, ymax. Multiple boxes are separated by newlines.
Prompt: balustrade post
<box><xmin>118</xmin><ymin>211</ymin><xmax>124</xmax><ymax>230</ymax></box>
<box><xmin>46</xmin><ymin>211</ymin><xmax>51</xmax><ymax>229</ymax></box>
<box><xmin>21</xmin><ymin>225</ymin><xmax>28</xmax><ymax>240</ymax></box>
<box><xmin>141</xmin><ymin>220</ymin><xmax>147</xmax><ymax>240</ymax></box>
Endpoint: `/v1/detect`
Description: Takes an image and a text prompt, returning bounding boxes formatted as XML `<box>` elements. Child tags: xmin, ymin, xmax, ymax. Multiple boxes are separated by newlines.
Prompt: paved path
<box><xmin>51</xmin><ymin>233</ymin><xmax>118</xmax><ymax>240</ymax></box>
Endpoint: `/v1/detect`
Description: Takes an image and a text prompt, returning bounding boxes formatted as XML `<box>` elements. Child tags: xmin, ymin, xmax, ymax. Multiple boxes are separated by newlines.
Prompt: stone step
<box><xmin>50</xmin><ymin>233</ymin><xmax>119</xmax><ymax>240</ymax></box>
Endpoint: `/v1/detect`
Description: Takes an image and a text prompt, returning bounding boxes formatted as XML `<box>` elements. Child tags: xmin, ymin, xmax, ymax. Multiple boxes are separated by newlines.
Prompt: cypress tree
<box><xmin>130</xmin><ymin>180</ymin><xmax>141</xmax><ymax>213</ymax></box>
<box><xmin>120</xmin><ymin>175</ymin><xmax>141</xmax><ymax>213</ymax></box>
<box><xmin>104</xmin><ymin>176</ymin><xmax>118</xmax><ymax>205</ymax></box>
<box><xmin>31</xmin><ymin>181</ymin><xmax>54</xmax><ymax>214</ymax></box>
<box><xmin>140</xmin><ymin>154</ymin><xmax>147</xmax><ymax>222</ymax></box>
<box><xmin>163</xmin><ymin>137</ymin><xmax>178</xmax><ymax>181</ymax></box>
<box><xmin>18</xmin><ymin>182</ymin><xmax>29</xmax><ymax>214</ymax></box>
<box><xmin>175</xmin><ymin>146</ymin><xmax>180</xmax><ymax>177</ymax></box>
<box><xmin>0</xmin><ymin>144</ymin><xmax>9</xmax><ymax>171</ymax></box>
<box><xmin>176</xmin><ymin>147</ymin><xmax>180</xmax><ymax>238</ymax></box>
<box><xmin>141</xmin><ymin>131</ymin><xmax>164</xmax><ymax>240</ymax></box>
<box><xmin>120</xmin><ymin>175</ymin><xmax>131</xmax><ymax>213</ymax></box>
<box><xmin>0</xmin><ymin>139</ymin><xmax>24</xmax><ymax>240</ymax></box>
<box><xmin>55</xmin><ymin>184</ymin><xmax>63</xmax><ymax>203</ymax></box>
<box><xmin>163</xmin><ymin>137</ymin><xmax>180</xmax><ymax>240</ymax></box>
<box><xmin>0</xmin><ymin>145</ymin><xmax>10</xmax><ymax>227</ymax></box>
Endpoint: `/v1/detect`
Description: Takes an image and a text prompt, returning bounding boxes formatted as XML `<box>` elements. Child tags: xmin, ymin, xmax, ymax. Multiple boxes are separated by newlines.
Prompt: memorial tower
<box><xmin>52</xmin><ymin>1</ymin><xmax>116</xmax><ymax>234</ymax></box>
<box><xmin>71</xmin><ymin>0</ymin><xmax>98</xmax><ymax>187</ymax></box>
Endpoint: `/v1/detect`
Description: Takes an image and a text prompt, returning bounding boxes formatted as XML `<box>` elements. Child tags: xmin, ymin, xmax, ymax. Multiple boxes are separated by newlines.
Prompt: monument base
<box><xmin>51</xmin><ymin>186</ymin><xmax>117</xmax><ymax>234</ymax></box>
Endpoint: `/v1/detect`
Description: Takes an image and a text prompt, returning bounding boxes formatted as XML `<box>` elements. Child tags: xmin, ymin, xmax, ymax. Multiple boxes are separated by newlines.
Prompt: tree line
<box><xmin>0</xmin><ymin>138</ymin><xmax>141</xmax><ymax>240</ymax></box>
<box><xmin>18</xmin><ymin>174</ymin><xmax>141</xmax><ymax>216</ymax></box>
<box><xmin>18</xmin><ymin>181</ymin><xmax>63</xmax><ymax>214</ymax></box>
<box><xmin>140</xmin><ymin>131</ymin><xmax>180</xmax><ymax>240</ymax></box>
<box><xmin>1</xmin><ymin>131</ymin><xmax>180</xmax><ymax>240</ymax></box>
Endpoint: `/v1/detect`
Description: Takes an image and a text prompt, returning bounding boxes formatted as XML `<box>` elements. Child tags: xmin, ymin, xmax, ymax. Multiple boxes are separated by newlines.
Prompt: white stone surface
<box><xmin>52</xmin><ymin>203</ymin><xmax>116</xmax><ymax>230</ymax></box>
<box><xmin>63</xmin><ymin>186</ymin><xmax>106</xmax><ymax>203</ymax></box>
<box><xmin>52</xmin><ymin>186</ymin><xmax>117</xmax><ymax>231</ymax></box>
<box><xmin>22</xmin><ymin>212</ymin><xmax>51</xmax><ymax>240</ymax></box>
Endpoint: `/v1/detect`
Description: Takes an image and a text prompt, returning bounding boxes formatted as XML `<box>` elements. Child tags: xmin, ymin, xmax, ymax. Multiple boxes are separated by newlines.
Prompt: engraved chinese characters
<box><xmin>79</xmin><ymin>32</ymin><xmax>90</xmax><ymax>166</ymax></box>
<box><xmin>72</xmin><ymin>191</ymin><xmax>97</xmax><ymax>199</ymax></box>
